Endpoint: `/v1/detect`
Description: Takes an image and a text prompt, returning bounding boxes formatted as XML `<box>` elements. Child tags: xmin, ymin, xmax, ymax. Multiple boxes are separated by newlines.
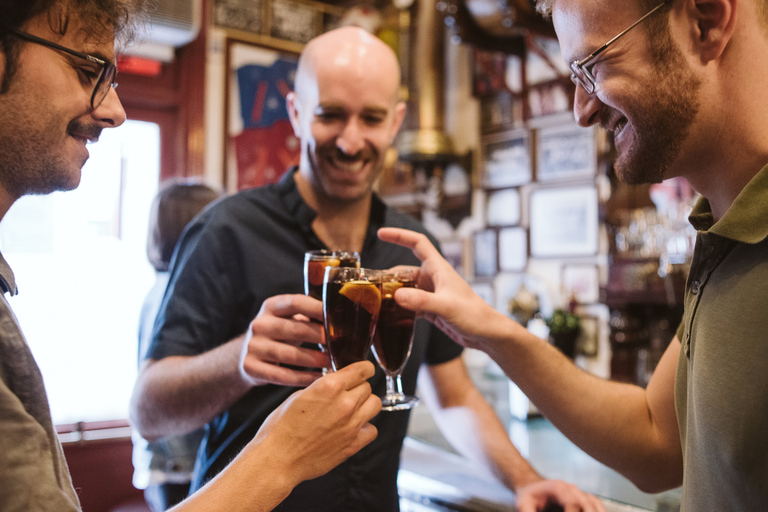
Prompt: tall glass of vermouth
<box><xmin>372</xmin><ymin>271</ymin><xmax>420</xmax><ymax>411</ymax></box>
<box><xmin>322</xmin><ymin>267</ymin><xmax>381</xmax><ymax>371</ymax></box>
<box><xmin>304</xmin><ymin>250</ymin><xmax>360</xmax><ymax>300</ymax></box>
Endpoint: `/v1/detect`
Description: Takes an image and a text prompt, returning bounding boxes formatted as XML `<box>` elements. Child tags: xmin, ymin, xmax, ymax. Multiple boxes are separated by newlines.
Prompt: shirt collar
<box><xmin>688</xmin><ymin>163</ymin><xmax>768</xmax><ymax>244</ymax></box>
<box><xmin>0</xmin><ymin>251</ymin><xmax>18</xmax><ymax>296</ymax></box>
<box><xmin>276</xmin><ymin>167</ymin><xmax>387</xmax><ymax>244</ymax></box>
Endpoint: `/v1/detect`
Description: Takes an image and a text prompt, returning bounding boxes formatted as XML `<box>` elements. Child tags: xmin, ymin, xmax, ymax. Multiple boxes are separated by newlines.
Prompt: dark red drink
<box><xmin>372</xmin><ymin>280</ymin><xmax>416</xmax><ymax>374</ymax></box>
<box><xmin>323</xmin><ymin>278</ymin><xmax>380</xmax><ymax>371</ymax></box>
<box><xmin>304</xmin><ymin>251</ymin><xmax>360</xmax><ymax>300</ymax></box>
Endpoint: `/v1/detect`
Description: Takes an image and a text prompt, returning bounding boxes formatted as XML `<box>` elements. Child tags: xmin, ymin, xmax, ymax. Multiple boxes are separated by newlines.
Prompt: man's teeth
<box><xmin>333</xmin><ymin>159</ymin><xmax>364</xmax><ymax>172</ymax></box>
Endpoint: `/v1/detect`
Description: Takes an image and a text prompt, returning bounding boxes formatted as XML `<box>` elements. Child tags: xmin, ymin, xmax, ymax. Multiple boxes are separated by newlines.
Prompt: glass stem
<box><xmin>386</xmin><ymin>375</ymin><xmax>404</xmax><ymax>400</ymax></box>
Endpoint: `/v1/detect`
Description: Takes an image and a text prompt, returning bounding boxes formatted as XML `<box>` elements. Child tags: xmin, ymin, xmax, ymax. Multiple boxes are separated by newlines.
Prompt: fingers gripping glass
<box><xmin>570</xmin><ymin>0</ymin><xmax>671</xmax><ymax>94</ymax></box>
<box><xmin>3</xmin><ymin>26</ymin><xmax>117</xmax><ymax>109</ymax></box>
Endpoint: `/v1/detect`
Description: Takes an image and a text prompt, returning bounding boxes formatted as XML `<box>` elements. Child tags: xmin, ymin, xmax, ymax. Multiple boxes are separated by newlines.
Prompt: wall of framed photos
<box><xmin>451</xmin><ymin>38</ymin><xmax>615</xmax><ymax>377</ymax></box>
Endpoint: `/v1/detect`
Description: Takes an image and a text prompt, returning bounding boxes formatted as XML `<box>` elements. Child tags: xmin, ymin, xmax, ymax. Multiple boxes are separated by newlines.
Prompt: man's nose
<box><xmin>336</xmin><ymin>119</ymin><xmax>366</xmax><ymax>155</ymax></box>
<box><xmin>91</xmin><ymin>87</ymin><xmax>127</xmax><ymax>128</ymax></box>
<box><xmin>573</xmin><ymin>86</ymin><xmax>600</xmax><ymax>127</ymax></box>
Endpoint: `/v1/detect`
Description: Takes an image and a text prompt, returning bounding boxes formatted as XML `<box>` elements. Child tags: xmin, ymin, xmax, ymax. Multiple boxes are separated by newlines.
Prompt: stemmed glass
<box><xmin>322</xmin><ymin>267</ymin><xmax>381</xmax><ymax>372</ymax></box>
<box><xmin>372</xmin><ymin>270</ymin><xmax>420</xmax><ymax>411</ymax></box>
<box><xmin>304</xmin><ymin>250</ymin><xmax>360</xmax><ymax>301</ymax></box>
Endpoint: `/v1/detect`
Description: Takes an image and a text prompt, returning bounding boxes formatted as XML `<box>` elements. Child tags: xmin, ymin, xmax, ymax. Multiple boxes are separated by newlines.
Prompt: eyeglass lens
<box><xmin>92</xmin><ymin>63</ymin><xmax>117</xmax><ymax>109</ymax></box>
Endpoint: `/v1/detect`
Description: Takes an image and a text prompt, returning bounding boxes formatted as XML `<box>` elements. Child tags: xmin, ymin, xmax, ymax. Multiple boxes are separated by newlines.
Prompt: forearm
<box><xmin>130</xmin><ymin>336</ymin><xmax>251</xmax><ymax>440</ymax></box>
<box><xmin>170</xmin><ymin>436</ymin><xmax>297</xmax><ymax>512</ymax></box>
<box><xmin>480</xmin><ymin>326</ymin><xmax>682</xmax><ymax>491</ymax></box>
<box><xmin>421</xmin><ymin>364</ymin><xmax>541</xmax><ymax>490</ymax></box>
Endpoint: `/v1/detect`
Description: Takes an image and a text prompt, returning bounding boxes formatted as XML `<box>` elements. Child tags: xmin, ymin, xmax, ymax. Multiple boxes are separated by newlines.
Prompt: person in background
<box><xmin>378</xmin><ymin>0</ymin><xmax>768</xmax><ymax>509</ymax></box>
<box><xmin>131</xmin><ymin>25</ymin><xmax>604</xmax><ymax>512</ymax></box>
<box><xmin>133</xmin><ymin>181</ymin><xmax>221</xmax><ymax>511</ymax></box>
<box><xmin>0</xmin><ymin>1</ymin><xmax>380</xmax><ymax>511</ymax></box>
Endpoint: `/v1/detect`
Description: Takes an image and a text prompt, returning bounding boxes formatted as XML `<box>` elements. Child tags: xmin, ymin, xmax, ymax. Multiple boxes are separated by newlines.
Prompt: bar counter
<box><xmin>401</xmin><ymin>411</ymin><xmax>681</xmax><ymax>512</ymax></box>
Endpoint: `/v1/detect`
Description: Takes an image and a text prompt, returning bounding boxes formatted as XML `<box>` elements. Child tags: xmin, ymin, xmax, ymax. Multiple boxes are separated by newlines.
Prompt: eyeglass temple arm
<box><xmin>575</xmin><ymin>0</ymin><xmax>672</xmax><ymax>66</ymax></box>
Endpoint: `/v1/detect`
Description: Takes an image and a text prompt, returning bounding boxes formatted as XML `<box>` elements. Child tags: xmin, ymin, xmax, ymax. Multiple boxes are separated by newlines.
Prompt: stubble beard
<box><xmin>308</xmin><ymin>142</ymin><xmax>382</xmax><ymax>204</ymax></box>
<box><xmin>611</xmin><ymin>29</ymin><xmax>702</xmax><ymax>185</ymax></box>
<box><xmin>0</xmin><ymin>103</ymin><xmax>83</xmax><ymax>199</ymax></box>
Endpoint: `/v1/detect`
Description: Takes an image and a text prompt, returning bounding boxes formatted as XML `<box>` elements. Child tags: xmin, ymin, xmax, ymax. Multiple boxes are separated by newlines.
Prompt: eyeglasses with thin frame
<box><xmin>570</xmin><ymin>0</ymin><xmax>672</xmax><ymax>95</ymax></box>
<box><xmin>2</xmin><ymin>25</ymin><xmax>118</xmax><ymax>109</ymax></box>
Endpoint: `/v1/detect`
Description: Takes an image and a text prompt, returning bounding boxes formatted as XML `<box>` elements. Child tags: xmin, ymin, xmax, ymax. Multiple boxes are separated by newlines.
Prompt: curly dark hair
<box><xmin>0</xmin><ymin>0</ymin><xmax>150</xmax><ymax>93</ymax></box>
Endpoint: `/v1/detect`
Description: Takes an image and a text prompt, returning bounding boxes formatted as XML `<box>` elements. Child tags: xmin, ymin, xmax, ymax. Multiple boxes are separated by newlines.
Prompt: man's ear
<box><xmin>389</xmin><ymin>101</ymin><xmax>407</xmax><ymax>141</ymax></box>
<box><xmin>286</xmin><ymin>91</ymin><xmax>302</xmax><ymax>138</ymax></box>
<box><xmin>687</xmin><ymin>0</ymin><xmax>737</xmax><ymax>62</ymax></box>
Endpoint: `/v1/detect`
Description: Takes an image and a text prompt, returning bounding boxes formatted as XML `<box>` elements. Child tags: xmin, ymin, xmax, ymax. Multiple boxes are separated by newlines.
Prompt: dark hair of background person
<box><xmin>0</xmin><ymin>0</ymin><xmax>151</xmax><ymax>93</ymax></box>
<box><xmin>147</xmin><ymin>181</ymin><xmax>221</xmax><ymax>272</ymax></box>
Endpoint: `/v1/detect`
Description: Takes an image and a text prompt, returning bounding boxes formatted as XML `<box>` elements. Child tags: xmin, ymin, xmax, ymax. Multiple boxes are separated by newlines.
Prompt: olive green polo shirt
<box><xmin>675</xmin><ymin>164</ymin><xmax>768</xmax><ymax>510</ymax></box>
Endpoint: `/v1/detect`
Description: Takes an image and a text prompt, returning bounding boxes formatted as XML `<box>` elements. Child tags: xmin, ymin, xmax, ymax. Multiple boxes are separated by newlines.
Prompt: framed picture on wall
<box><xmin>530</xmin><ymin>185</ymin><xmax>599</xmax><ymax>257</ymax></box>
<box><xmin>224</xmin><ymin>39</ymin><xmax>300</xmax><ymax>191</ymax></box>
<box><xmin>214</xmin><ymin>0</ymin><xmax>264</xmax><ymax>33</ymax></box>
<box><xmin>536</xmin><ymin>124</ymin><xmax>597</xmax><ymax>182</ymax></box>
<box><xmin>486</xmin><ymin>188</ymin><xmax>521</xmax><ymax>227</ymax></box>
<box><xmin>270</xmin><ymin>0</ymin><xmax>321</xmax><ymax>44</ymax></box>
<box><xmin>481</xmin><ymin>129</ymin><xmax>532</xmax><ymax>189</ymax></box>
<box><xmin>498</xmin><ymin>227</ymin><xmax>527</xmax><ymax>272</ymax></box>
<box><xmin>562</xmin><ymin>264</ymin><xmax>600</xmax><ymax>303</ymax></box>
<box><xmin>473</xmin><ymin>229</ymin><xmax>498</xmax><ymax>278</ymax></box>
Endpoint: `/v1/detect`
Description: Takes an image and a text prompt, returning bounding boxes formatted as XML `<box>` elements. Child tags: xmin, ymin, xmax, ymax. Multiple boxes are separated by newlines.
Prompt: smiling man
<box><xmin>131</xmin><ymin>26</ymin><xmax>603</xmax><ymax>512</ymax></box>
<box><xmin>378</xmin><ymin>0</ymin><xmax>768</xmax><ymax>509</ymax></box>
<box><xmin>0</xmin><ymin>2</ymin><xmax>383</xmax><ymax>511</ymax></box>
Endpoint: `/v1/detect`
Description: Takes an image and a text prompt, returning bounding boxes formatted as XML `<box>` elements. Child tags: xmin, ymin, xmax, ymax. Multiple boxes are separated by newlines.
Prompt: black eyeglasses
<box><xmin>570</xmin><ymin>0</ymin><xmax>672</xmax><ymax>94</ymax></box>
<box><xmin>3</xmin><ymin>25</ymin><xmax>118</xmax><ymax>109</ymax></box>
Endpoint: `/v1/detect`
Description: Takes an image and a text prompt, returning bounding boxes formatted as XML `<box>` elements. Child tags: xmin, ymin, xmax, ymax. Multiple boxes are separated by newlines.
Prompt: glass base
<box><xmin>381</xmin><ymin>394</ymin><xmax>420</xmax><ymax>411</ymax></box>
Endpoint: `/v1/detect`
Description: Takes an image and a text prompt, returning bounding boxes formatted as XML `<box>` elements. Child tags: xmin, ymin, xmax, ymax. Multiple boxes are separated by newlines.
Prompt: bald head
<box><xmin>294</xmin><ymin>26</ymin><xmax>402</xmax><ymax>106</ymax></box>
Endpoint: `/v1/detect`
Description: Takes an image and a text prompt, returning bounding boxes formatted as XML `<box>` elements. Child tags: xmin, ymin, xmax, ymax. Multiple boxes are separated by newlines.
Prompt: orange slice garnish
<box><xmin>339</xmin><ymin>280</ymin><xmax>381</xmax><ymax>315</ymax></box>
<box><xmin>308</xmin><ymin>258</ymin><xmax>340</xmax><ymax>286</ymax></box>
<box><xmin>381</xmin><ymin>280</ymin><xmax>403</xmax><ymax>299</ymax></box>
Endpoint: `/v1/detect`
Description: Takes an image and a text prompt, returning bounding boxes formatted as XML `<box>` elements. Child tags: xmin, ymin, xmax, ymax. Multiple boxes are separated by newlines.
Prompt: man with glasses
<box><xmin>377</xmin><ymin>0</ymin><xmax>768</xmax><ymax>509</ymax></box>
<box><xmin>0</xmin><ymin>2</ymin><xmax>382</xmax><ymax>510</ymax></box>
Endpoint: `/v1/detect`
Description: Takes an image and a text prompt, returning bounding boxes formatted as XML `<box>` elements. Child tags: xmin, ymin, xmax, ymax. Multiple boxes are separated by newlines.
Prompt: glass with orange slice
<box><xmin>322</xmin><ymin>267</ymin><xmax>381</xmax><ymax>371</ymax></box>
<box><xmin>372</xmin><ymin>270</ymin><xmax>420</xmax><ymax>411</ymax></box>
<box><xmin>304</xmin><ymin>250</ymin><xmax>360</xmax><ymax>300</ymax></box>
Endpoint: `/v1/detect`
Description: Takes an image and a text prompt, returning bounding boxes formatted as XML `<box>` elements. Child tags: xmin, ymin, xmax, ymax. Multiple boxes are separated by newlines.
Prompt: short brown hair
<box><xmin>147</xmin><ymin>181</ymin><xmax>221</xmax><ymax>272</ymax></box>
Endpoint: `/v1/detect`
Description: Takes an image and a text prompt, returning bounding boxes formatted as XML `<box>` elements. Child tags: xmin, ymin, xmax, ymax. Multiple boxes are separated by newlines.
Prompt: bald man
<box><xmin>131</xmin><ymin>27</ymin><xmax>602</xmax><ymax>512</ymax></box>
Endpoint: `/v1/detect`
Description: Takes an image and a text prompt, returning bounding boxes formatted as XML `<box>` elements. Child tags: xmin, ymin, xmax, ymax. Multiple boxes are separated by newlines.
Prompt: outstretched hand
<box><xmin>515</xmin><ymin>479</ymin><xmax>606</xmax><ymax>512</ymax></box>
<box><xmin>378</xmin><ymin>227</ymin><xmax>514</xmax><ymax>350</ymax></box>
<box><xmin>253</xmin><ymin>361</ymin><xmax>382</xmax><ymax>484</ymax></box>
<box><xmin>239</xmin><ymin>294</ymin><xmax>331</xmax><ymax>387</ymax></box>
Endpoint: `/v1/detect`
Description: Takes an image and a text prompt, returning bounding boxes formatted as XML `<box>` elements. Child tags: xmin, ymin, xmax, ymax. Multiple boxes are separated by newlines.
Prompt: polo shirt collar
<box><xmin>276</xmin><ymin>167</ymin><xmax>387</xmax><ymax>243</ymax></box>
<box><xmin>0</xmin><ymin>251</ymin><xmax>18</xmax><ymax>296</ymax></box>
<box><xmin>688</xmin><ymin>163</ymin><xmax>768</xmax><ymax>244</ymax></box>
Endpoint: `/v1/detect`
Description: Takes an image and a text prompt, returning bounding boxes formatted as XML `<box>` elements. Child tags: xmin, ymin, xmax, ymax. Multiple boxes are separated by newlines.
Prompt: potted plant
<box><xmin>546</xmin><ymin>309</ymin><xmax>581</xmax><ymax>359</ymax></box>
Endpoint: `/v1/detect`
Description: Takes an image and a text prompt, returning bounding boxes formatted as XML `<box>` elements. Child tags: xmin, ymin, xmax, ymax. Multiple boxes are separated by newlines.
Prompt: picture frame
<box><xmin>529</xmin><ymin>185</ymin><xmax>599</xmax><ymax>257</ymax></box>
<box><xmin>224</xmin><ymin>39</ymin><xmax>300</xmax><ymax>191</ymax></box>
<box><xmin>536</xmin><ymin>124</ymin><xmax>597</xmax><ymax>183</ymax></box>
<box><xmin>498</xmin><ymin>227</ymin><xmax>527</xmax><ymax>272</ymax></box>
<box><xmin>270</xmin><ymin>0</ymin><xmax>321</xmax><ymax>44</ymax></box>
<box><xmin>576</xmin><ymin>315</ymin><xmax>600</xmax><ymax>357</ymax></box>
<box><xmin>486</xmin><ymin>188</ymin><xmax>521</xmax><ymax>227</ymax></box>
<box><xmin>480</xmin><ymin>92</ymin><xmax>523</xmax><ymax>133</ymax></box>
<box><xmin>473</xmin><ymin>229</ymin><xmax>498</xmax><ymax>278</ymax></box>
<box><xmin>562</xmin><ymin>264</ymin><xmax>600</xmax><ymax>304</ymax></box>
<box><xmin>481</xmin><ymin>129</ymin><xmax>532</xmax><ymax>189</ymax></box>
<box><xmin>214</xmin><ymin>0</ymin><xmax>264</xmax><ymax>33</ymax></box>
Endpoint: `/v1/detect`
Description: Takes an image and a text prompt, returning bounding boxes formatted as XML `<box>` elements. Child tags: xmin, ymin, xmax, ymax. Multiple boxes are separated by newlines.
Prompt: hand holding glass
<box><xmin>372</xmin><ymin>271</ymin><xmax>420</xmax><ymax>411</ymax></box>
<box><xmin>322</xmin><ymin>267</ymin><xmax>381</xmax><ymax>372</ymax></box>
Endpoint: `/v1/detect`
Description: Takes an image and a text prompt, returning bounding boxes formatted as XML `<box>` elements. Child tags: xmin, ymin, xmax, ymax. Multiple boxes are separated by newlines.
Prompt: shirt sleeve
<box><xmin>146</xmin><ymin>210</ymin><xmax>250</xmax><ymax>360</ymax></box>
<box><xmin>0</xmin><ymin>380</ymin><xmax>80</xmax><ymax>511</ymax></box>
